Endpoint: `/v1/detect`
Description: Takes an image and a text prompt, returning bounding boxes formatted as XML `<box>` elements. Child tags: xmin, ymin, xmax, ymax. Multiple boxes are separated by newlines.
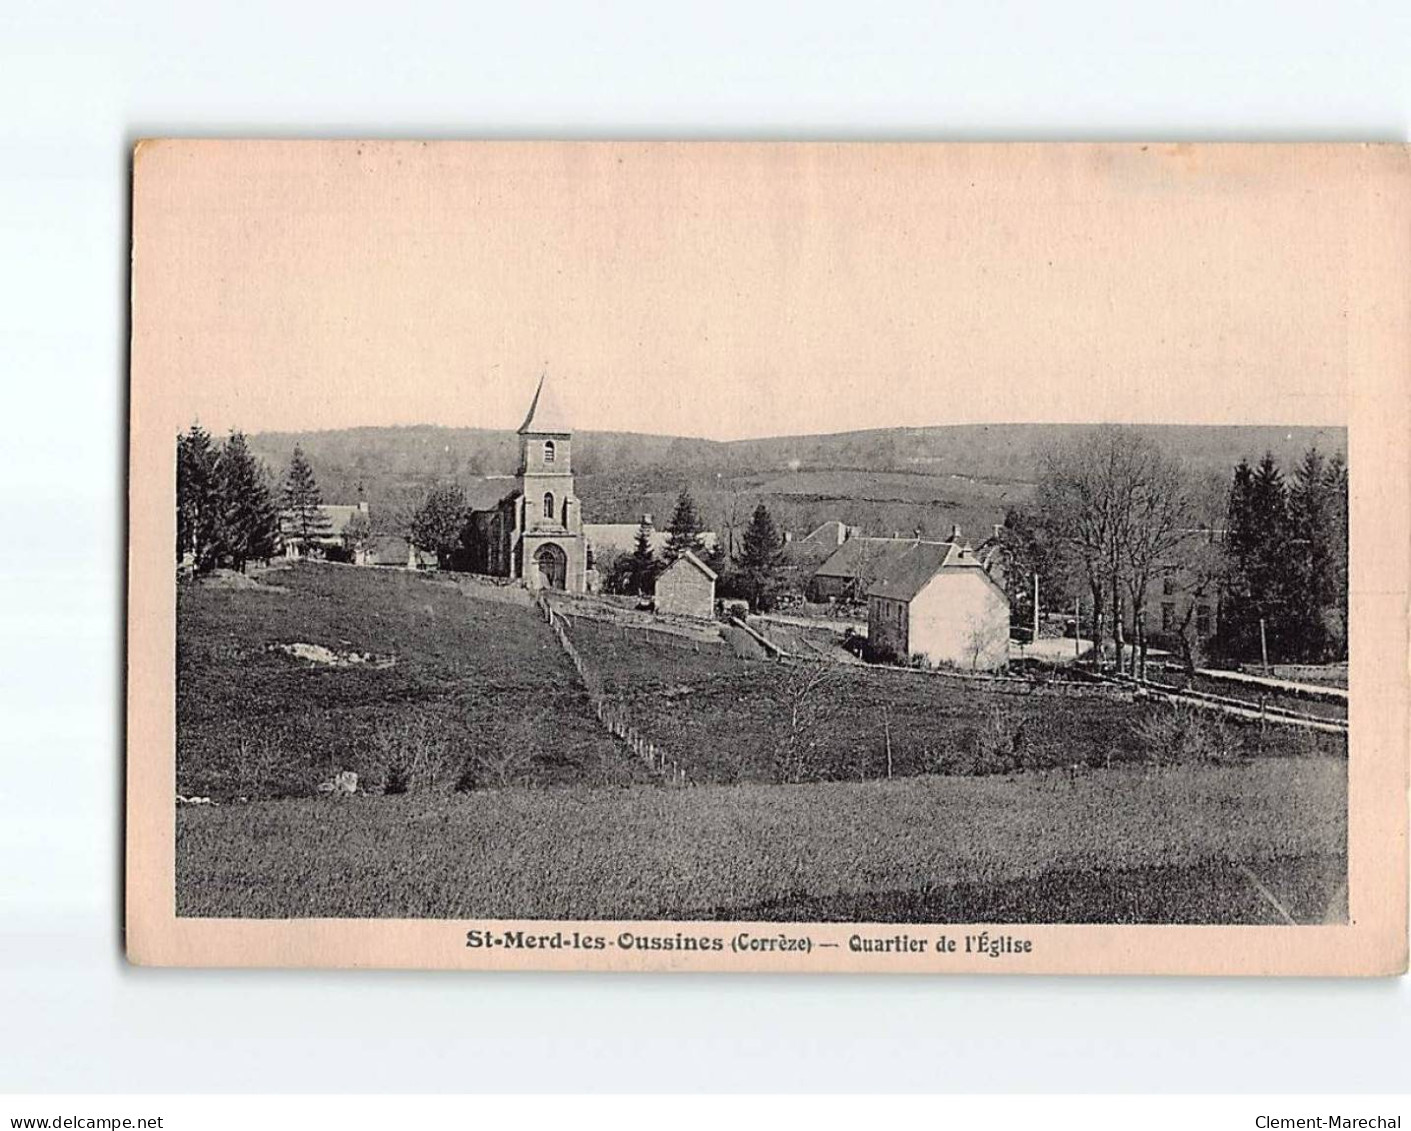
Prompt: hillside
<box><xmin>244</xmin><ymin>423</ymin><xmax>1346</xmax><ymax>542</ymax></box>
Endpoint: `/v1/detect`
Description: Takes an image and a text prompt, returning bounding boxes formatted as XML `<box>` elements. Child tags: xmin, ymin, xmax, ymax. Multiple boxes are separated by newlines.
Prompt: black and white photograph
<box><xmin>125</xmin><ymin>140</ymin><xmax>1404</xmax><ymax>974</ymax></box>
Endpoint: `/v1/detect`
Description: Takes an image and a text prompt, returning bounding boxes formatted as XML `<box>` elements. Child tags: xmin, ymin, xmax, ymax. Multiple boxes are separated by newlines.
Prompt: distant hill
<box><xmin>244</xmin><ymin>423</ymin><xmax>1346</xmax><ymax>546</ymax></box>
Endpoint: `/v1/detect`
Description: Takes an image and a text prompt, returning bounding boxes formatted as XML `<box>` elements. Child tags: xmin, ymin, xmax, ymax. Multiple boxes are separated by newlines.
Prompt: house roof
<box><xmin>517</xmin><ymin>374</ymin><xmax>573</xmax><ymax>435</ymax></box>
<box><xmin>866</xmin><ymin>542</ymin><xmax>962</xmax><ymax>601</ymax></box>
<box><xmin>866</xmin><ymin>541</ymin><xmax>1008</xmax><ymax>604</ymax></box>
<box><xmin>812</xmin><ymin>536</ymin><xmax>932</xmax><ymax>580</ymax></box>
<box><xmin>664</xmin><ymin>549</ymin><xmax>718</xmax><ymax>582</ymax></box>
<box><xmin>365</xmin><ymin>534</ymin><xmax>412</xmax><ymax>565</ymax></box>
<box><xmin>584</xmin><ymin>524</ymin><xmax>717</xmax><ymax>562</ymax></box>
<box><xmin>781</xmin><ymin>539</ymin><xmax>835</xmax><ymax>569</ymax></box>
<box><xmin>800</xmin><ymin>520</ymin><xmax>856</xmax><ymax>547</ymax></box>
<box><xmin>279</xmin><ymin>503</ymin><xmax>366</xmax><ymax>539</ymax></box>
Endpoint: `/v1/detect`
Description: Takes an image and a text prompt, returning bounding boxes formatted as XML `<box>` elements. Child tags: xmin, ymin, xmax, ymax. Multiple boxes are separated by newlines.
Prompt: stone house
<box><xmin>653</xmin><ymin>550</ymin><xmax>718</xmax><ymax>619</ymax></box>
<box><xmin>867</xmin><ymin>541</ymin><xmax>1011</xmax><ymax>670</ymax></box>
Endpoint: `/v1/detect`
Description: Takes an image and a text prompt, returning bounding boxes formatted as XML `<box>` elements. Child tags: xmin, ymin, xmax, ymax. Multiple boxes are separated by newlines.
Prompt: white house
<box><xmin>867</xmin><ymin>540</ymin><xmax>1010</xmax><ymax>670</ymax></box>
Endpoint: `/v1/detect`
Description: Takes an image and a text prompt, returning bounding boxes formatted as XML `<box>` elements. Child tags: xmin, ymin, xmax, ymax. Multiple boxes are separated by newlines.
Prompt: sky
<box><xmin>130</xmin><ymin>140</ymin><xmax>1376</xmax><ymax>441</ymax></box>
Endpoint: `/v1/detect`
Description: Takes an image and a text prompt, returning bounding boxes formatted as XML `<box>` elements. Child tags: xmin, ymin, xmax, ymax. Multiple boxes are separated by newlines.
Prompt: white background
<box><xmin>2</xmin><ymin>0</ymin><xmax>1408</xmax><ymax>1095</ymax></box>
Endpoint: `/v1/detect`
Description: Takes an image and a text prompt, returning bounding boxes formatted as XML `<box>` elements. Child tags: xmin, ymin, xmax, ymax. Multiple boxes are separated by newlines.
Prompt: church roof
<box><xmin>463</xmin><ymin>477</ymin><xmax>519</xmax><ymax>512</ymax></box>
<box><xmin>517</xmin><ymin>374</ymin><xmax>573</xmax><ymax>435</ymax></box>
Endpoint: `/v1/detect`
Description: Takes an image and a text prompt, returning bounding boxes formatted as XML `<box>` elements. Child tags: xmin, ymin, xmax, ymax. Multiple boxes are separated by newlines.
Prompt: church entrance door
<box><xmin>533</xmin><ymin>543</ymin><xmax>568</xmax><ymax>590</ymax></box>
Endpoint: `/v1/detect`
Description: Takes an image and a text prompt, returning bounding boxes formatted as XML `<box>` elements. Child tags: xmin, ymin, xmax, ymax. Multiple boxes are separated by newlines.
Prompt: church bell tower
<box><xmin>514</xmin><ymin>374</ymin><xmax>586</xmax><ymax>592</ymax></box>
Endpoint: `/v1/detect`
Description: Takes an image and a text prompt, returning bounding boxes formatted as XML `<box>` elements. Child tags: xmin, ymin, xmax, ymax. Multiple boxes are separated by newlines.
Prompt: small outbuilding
<box><xmin>653</xmin><ymin>550</ymin><xmax>718</xmax><ymax>620</ymax></box>
<box><xmin>867</xmin><ymin>541</ymin><xmax>1010</xmax><ymax>670</ymax></box>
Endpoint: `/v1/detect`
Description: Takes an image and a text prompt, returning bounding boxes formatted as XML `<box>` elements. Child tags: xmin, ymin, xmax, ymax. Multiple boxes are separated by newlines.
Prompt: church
<box><xmin>461</xmin><ymin>375</ymin><xmax>590</xmax><ymax>592</ymax></box>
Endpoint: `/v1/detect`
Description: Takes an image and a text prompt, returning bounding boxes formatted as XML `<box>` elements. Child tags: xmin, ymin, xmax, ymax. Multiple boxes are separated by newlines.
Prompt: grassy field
<box><xmin>176</xmin><ymin>758</ymin><xmax>1347</xmax><ymax>922</ymax></box>
<box><xmin>176</xmin><ymin>562</ymin><xmax>1347</xmax><ymax>923</ymax></box>
<box><xmin>567</xmin><ymin>618</ymin><xmax>1345</xmax><ymax>785</ymax></box>
<box><xmin>176</xmin><ymin>562</ymin><xmax>639</xmax><ymax>799</ymax></box>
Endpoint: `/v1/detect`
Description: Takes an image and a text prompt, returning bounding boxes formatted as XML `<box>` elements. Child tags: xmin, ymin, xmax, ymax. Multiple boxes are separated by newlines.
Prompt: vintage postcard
<box><xmin>126</xmin><ymin>141</ymin><xmax>1408</xmax><ymax>973</ymax></box>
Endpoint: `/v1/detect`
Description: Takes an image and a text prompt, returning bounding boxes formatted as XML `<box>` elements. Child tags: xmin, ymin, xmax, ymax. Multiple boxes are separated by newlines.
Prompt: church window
<box><xmin>544</xmin><ymin>440</ymin><xmax>555</xmax><ymax>464</ymax></box>
<box><xmin>543</xmin><ymin>492</ymin><xmax>555</xmax><ymax>520</ymax></box>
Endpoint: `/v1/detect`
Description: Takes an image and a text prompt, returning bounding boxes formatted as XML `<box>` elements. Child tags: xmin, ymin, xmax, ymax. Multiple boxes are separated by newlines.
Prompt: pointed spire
<box><xmin>517</xmin><ymin>372</ymin><xmax>573</xmax><ymax>435</ymax></box>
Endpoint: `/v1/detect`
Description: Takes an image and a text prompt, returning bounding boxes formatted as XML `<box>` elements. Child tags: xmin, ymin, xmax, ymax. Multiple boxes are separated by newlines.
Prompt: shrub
<box><xmin>864</xmin><ymin>640</ymin><xmax>900</xmax><ymax>665</ymax></box>
<box><xmin>383</xmin><ymin>756</ymin><xmax>410</xmax><ymax>794</ymax></box>
<box><xmin>372</xmin><ymin>715</ymin><xmax>457</xmax><ymax>793</ymax></box>
<box><xmin>966</xmin><ymin>707</ymin><xmax>1026</xmax><ymax>775</ymax></box>
<box><xmin>1130</xmin><ymin>701</ymin><xmax>1244</xmax><ymax>766</ymax></box>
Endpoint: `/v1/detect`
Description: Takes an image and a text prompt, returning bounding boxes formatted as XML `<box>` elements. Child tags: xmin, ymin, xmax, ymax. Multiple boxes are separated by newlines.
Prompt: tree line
<box><xmin>997</xmin><ymin>425</ymin><xmax>1348</xmax><ymax>672</ymax></box>
<box><xmin>176</xmin><ymin>425</ymin><xmax>349</xmax><ymax>573</ymax></box>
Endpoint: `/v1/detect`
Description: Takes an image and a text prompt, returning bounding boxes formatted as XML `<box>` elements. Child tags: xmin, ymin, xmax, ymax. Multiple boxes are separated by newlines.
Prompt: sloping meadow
<box><xmin>176</xmin><ymin>562</ymin><xmax>637</xmax><ymax>799</ymax></box>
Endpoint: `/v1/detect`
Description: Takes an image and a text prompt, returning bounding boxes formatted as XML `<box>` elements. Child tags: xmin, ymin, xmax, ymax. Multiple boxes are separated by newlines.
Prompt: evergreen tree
<box><xmin>409</xmin><ymin>483</ymin><xmax>468</xmax><ymax>569</ymax></box>
<box><xmin>1219</xmin><ymin>454</ymin><xmax>1285</xmax><ymax>660</ymax></box>
<box><xmin>281</xmin><ymin>445</ymin><xmax>331</xmax><ymax>556</ymax></box>
<box><xmin>1288</xmin><ymin>447</ymin><xmax>1339</xmax><ymax>660</ymax></box>
<box><xmin>738</xmin><ymin>503</ymin><xmax>785</xmax><ymax>611</ymax></box>
<box><xmin>215</xmin><ymin>431</ymin><xmax>279</xmax><ymax>572</ymax></box>
<box><xmin>176</xmin><ymin>423</ymin><xmax>221</xmax><ymax>574</ymax></box>
<box><xmin>627</xmin><ymin>518</ymin><xmax>660</xmax><ymax>595</ymax></box>
<box><xmin>664</xmin><ymin>487</ymin><xmax>706</xmax><ymax>562</ymax></box>
<box><xmin>1215</xmin><ymin>449</ymin><xmax>1348</xmax><ymax>664</ymax></box>
<box><xmin>1324</xmin><ymin>453</ymin><xmax>1349</xmax><ymax>658</ymax></box>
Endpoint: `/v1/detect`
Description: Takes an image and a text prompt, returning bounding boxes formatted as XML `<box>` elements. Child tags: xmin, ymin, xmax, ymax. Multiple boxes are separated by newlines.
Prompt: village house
<box><xmin>867</xmin><ymin>539</ymin><xmax>1011</xmax><ymax>670</ymax></box>
<box><xmin>652</xmin><ymin>550</ymin><xmax>718</xmax><ymax>619</ymax></box>
<box><xmin>1139</xmin><ymin>531</ymin><xmax>1225</xmax><ymax>646</ymax></box>
<box><xmin>280</xmin><ymin>500</ymin><xmax>370</xmax><ymax>560</ymax></box>
<box><xmin>582</xmin><ymin>515</ymin><xmax>718</xmax><ymax>570</ymax></box>
<box><xmin>807</xmin><ymin>525</ymin><xmax>995</xmax><ymax>604</ymax></box>
<box><xmin>459</xmin><ymin>376</ymin><xmax>590</xmax><ymax>592</ymax></box>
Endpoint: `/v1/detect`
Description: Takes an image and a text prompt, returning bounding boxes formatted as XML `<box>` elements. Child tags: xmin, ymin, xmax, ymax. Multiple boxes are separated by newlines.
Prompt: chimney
<box><xmin>783</xmin><ymin>531</ymin><xmax>793</xmax><ymax>543</ymax></box>
<box><xmin>993</xmin><ymin>523</ymin><xmax>1003</xmax><ymax>539</ymax></box>
<box><xmin>950</xmin><ymin>524</ymin><xmax>961</xmax><ymax>542</ymax></box>
<box><xmin>641</xmin><ymin>513</ymin><xmax>653</xmax><ymax>528</ymax></box>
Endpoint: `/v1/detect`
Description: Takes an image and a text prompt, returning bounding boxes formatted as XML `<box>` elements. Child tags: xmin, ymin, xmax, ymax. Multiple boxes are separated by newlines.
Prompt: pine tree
<box><xmin>628</xmin><ymin>518</ymin><xmax>660</xmax><ymax>595</ymax></box>
<box><xmin>738</xmin><ymin>503</ymin><xmax>785</xmax><ymax>611</ymax></box>
<box><xmin>1288</xmin><ymin>446</ymin><xmax>1338</xmax><ymax>660</ymax></box>
<box><xmin>1219</xmin><ymin>452</ymin><xmax>1299</xmax><ymax>663</ymax></box>
<box><xmin>216</xmin><ymin>431</ymin><xmax>279</xmax><ymax>572</ymax></box>
<box><xmin>176</xmin><ymin>423</ymin><xmax>221</xmax><ymax>574</ymax></box>
<box><xmin>281</xmin><ymin>445</ymin><xmax>331</xmax><ymax>556</ymax></box>
<box><xmin>664</xmin><ymin>487</ymin><xmax>706</xmax><ymax>562</ymax></box>
<box><xmin>1324</xmin><ymin>453</ymin><xmax>1349</xmax><ymax>659</ymax></box>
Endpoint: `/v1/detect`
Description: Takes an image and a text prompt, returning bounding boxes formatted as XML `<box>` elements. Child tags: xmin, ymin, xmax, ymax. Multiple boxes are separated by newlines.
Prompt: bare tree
<box><xmin>964</xmin><ymin>610</ymin><xmax>1007</xmax><ymax>671</ymax></box>
<box><xmin>1039</xmin><ymin>426</ymin><xmax>1206</xmax><ymax>677</ymax></box>
<box><xmin>1121</xmin><ymin>451</ymin><xmax>1207</xmax><ymax>679</ymax></box>
<box><xmin>772</xmin><ymin>657</ymin><xmax>842</xmax><ymax>783</ymax></box>
<box><xmin>843</xmin><ymin>537</ymin><xmax>882</xmax><ymax>611</ymax></box>
<box><xmin>1038</xmin><ymin>428</ymin><xmax>1127</xmax><ymax>669</ymax></box>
